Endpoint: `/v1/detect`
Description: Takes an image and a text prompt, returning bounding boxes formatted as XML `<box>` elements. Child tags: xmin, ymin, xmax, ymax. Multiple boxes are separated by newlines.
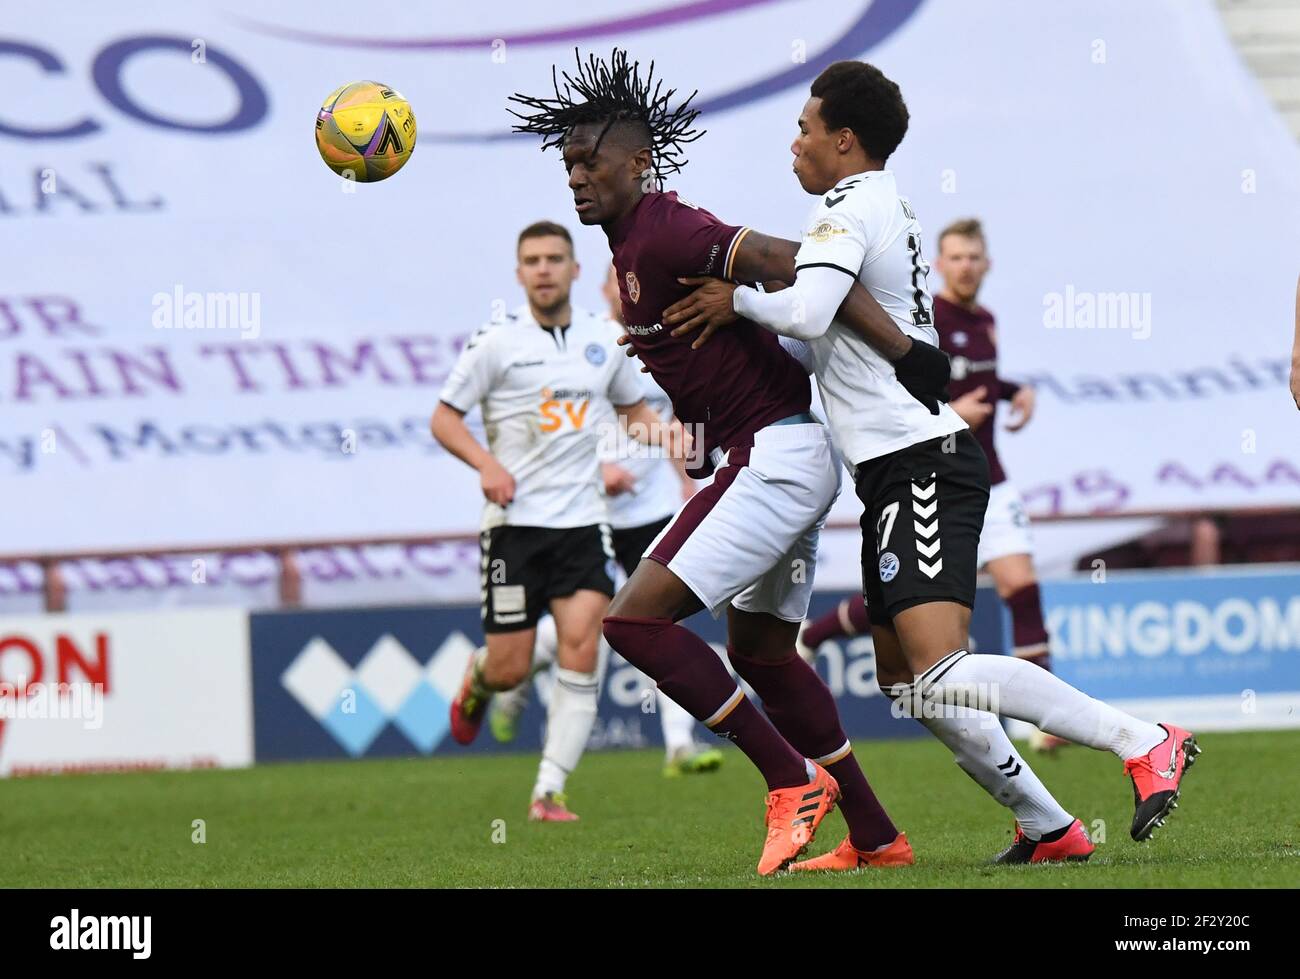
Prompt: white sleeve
<box><xmin>795</xmin><ymin>206</ymin><xmax>869</xmax><ymax>278</ymax></box>
<box><xmin>606</xmin><ymin>336</ymin><xmax>646</xmax><ymax>408</ymax></box>
<box><xmin>439</xmin><ymin>327</ymin><xmax>499</xmax><ymax>412</ymax></box>
<box><xmin>732</xmin><ymin>264</ymin><xmax>854</xmax><ymax>340</ymax></box>
<box><xmin>778</xmin><ymin>336</ymin><xmax>814</xmax><ymax>374</ymax></box>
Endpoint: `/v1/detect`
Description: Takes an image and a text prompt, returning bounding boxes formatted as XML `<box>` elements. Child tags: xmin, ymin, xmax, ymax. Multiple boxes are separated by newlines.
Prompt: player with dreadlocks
<box><xmin>510</xmin><ymin>49</ymin><xmax>950</xmax><ymax>874</ymax></box>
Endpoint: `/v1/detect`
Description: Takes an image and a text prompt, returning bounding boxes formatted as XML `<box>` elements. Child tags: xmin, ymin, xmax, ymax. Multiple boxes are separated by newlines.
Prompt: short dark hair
<box><xmin>810</xmin><ymin>61</ymin><xmax>909</xmax><ymax>162</ymax></box>
<box><xmin>517</xmin><ymin>220</ymin><xmax>573</xmax><ymax>254</ymax></box>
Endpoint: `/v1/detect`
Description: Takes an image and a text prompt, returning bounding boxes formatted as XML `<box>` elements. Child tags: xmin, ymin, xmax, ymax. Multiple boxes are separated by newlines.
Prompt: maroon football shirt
<box><xmin>933</xmin><ymin>295</ymin><xmax>1022</xmax><ymax>486</ymax></box>
<box><xmin>607</xmin><ymin>191</ymin><xmax>810</xmax><ymax>475</ymax></box>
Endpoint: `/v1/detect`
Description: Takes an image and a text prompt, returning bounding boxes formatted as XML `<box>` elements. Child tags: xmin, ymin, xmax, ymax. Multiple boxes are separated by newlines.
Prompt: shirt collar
<box><xmin>608</xmin><ymin>192</ymin><xmax>656</xmax><ymax>248</ymax></box>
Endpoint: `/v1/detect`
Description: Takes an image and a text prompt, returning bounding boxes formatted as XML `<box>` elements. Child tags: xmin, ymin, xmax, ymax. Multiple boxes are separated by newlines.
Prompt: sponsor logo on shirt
<box><xmin>538</xmin><ymin>387</ymin><xmax>594</xmax><ymax>432</ymax></box>
<box><xmin>700</xmin><ymin>242</ymin><xmax>721</xmax><ymax>274</ymax></box>
<box><xmin>625</xmin><ymin>322</ymin><xmax>662</xmax><ymax>336</ymax></box>
<box><xmin>949</xmin><ymin>355</ymin><xmax>997</xmax><ymax>381</ymax></box>
<box><xmin>807</xmin><ymin>218</ymin><xmax>849</xmax><ymax>243</ymax></box>
<box><xmin>625</xmin><ymin>271</ymin><xmax>641</xmax><ymax>304</ymax></box>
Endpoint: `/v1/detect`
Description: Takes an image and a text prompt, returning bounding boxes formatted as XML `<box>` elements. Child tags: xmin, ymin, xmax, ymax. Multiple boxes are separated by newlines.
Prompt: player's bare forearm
<box><xmin>615</xmin><ymin>399</ymin><xmax>669</xmax><ymax>447</ymax></box>
<box><xmin>667</xmin><ymin>418</ymin><xmax>694</xmax><ymax>477</ymax></box>
<box><xmin>430</xmin><ymin>402</ymin><xmax>496</xmax><ymax>471</ymax></box>
<box><xmin>728</xmin><ymin>232</ymin><xmax>799</xmax><ymax>285</ymax></box>
<box><xmin>671</xmin><ymin>448</ymin><xmax>692</xmax><ymax>488</ymax></box>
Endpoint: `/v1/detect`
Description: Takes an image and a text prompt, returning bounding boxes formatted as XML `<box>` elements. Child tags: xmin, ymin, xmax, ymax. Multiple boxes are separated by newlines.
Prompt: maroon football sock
<box><xmin>802</xmin><ymin>594</ymin><xmax>872</xmax><ymax>648</ymax></box>
<box><xmin>603</xmin><ymin>616</ymin><xmax>807</xmax><ymax>790</ymax></box>
<box><xmin>1006</xmin><ymin>583</ymin><xmax>1052</xmax><ymax>671</ymax></box>
<box><xmin>729</xmin><ymin>646</ymin><xmax>898</xmax><ymax>851</ymax></box>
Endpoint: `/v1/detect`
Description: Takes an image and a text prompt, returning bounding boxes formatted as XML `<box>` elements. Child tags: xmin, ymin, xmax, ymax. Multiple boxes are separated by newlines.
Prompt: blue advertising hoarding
<box><xmin>250</xmin><ymin>589</ymin><xmax>1012</xmax><ymax>763</ymax></box>
<box><xmin>1037</xmin><ymin>566</ymin><xmax>1300</xmax><ymax>730</ymax></box>
<box><xmin>249</xmin><ymin>567</ymin><xmax>1299</xmax><ymax>763</ymax></box>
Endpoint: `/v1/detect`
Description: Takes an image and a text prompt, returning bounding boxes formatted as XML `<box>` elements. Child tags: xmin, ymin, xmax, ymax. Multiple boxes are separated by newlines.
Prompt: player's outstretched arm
<box><xmin>737</xmin><ymin>231</ymin><xmax>952</xmax><ymax>412</ymax></box>
<box><xmin>663</xmin><ymin>230</ymin><xmax>950</xmax><ymax>412</ymax></box>
<box><xmin>736</xmin><ymin>231</ymin><xmax>915</xmax><ymax>357</ymax></box>
<box><xmin>667</xmin><ymin>231</ymin><xmax>914</xmax><ymax>360</ymax></box>
<box><xmin>430</xmin><ymin>402</ymin><xmax>515</xmax><ymax>505</ymax></box>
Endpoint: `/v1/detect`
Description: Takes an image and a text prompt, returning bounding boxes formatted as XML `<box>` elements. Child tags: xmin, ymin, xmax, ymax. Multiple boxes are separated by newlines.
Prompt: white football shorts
<box><xmin>645</xmin><ymin>422</ymin><xmax>841</xmax><ymax>621</ymax></box>
<box><xmin>978</xmin><ymin>479</ymin><xmax>1035</xmax><ymax>566</ymax></box>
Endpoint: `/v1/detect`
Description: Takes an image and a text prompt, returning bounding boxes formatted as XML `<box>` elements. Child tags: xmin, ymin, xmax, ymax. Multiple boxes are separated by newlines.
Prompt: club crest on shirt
<box><xmin>585</xmin><ymin>342</ymin><xmax>606</xmax><ymax>365</ymax></box>
<box><xmin>625</xmin><ymin>270</ymin><xmax>641</xmax><ymax>304</ymax></box>
<box><xmin>807</xmin><ymin>219</ymin><xmax>848</xmax><ymax>243</ymax></box>
<box><xmin>879</xmin><ymin>551</ymin><xmax>900</xmax><ymax>582</ymax></box>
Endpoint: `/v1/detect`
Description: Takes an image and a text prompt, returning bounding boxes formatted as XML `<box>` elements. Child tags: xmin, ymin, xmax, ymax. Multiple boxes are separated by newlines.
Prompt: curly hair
<box><xmin>508</xmin><ymin>48</ymin><xmax>705</xmax><ymax>185</ymax></box>
<box><xmin>810</xmin><ymin>61</ymin><xmax>909</xmax><ymax>162</ymax></box>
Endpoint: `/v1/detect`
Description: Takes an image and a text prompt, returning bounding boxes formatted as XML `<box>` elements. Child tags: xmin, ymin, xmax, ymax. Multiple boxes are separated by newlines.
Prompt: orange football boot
<box><xmin>757</xmin><ymin>763</ymin><xmax>840</xmax><ymax>876</ymax></box>
<box><xmin>790</xmin><ymin>832</ymin><xmax>914</xmax><ymax>871</ymax></box>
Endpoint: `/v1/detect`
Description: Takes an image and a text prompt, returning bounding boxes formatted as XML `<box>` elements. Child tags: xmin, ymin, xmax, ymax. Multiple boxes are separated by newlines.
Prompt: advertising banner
<box><xmin>0</xmin><ymin>607</ymin><xmax>253</xmax><ymax>776</ymax></box>
<box><xmin>4</xmin><ymin>0</ymin><xmax>1297</xmax><ymax>564</ymax></box>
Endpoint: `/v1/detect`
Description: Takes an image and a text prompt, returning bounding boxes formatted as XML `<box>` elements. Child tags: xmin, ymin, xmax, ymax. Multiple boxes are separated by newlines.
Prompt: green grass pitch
<box><xmin>4</xmin><ymin>730</ymin><xmax>1297</xmax><ymax>888</ymax></box>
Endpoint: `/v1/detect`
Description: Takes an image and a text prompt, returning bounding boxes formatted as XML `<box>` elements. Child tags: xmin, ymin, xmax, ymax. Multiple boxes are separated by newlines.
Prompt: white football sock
<box><xmin>657</xmin><ymin>689</ymin><xmax>698</xmax><ymax>758</ymax></box>
<box><xmin>919</xmin><ymin>650</ymin><xmax>1166</xmax><ymax>760</ymax></box>
<box><xmin>532</xmin><ymin>614</ymin><xmax>558</xmax><ymax>669</ymax></box>
<box><xmin>912</xmin><ymin>705</ymin><xmax>1074</xmax><ymax>839</ymax></box>
<box><xmin>468</xmin><ymin>645</ymin><xmax>492</xmax><ymax>696</ymax></box>
<box><xmin>491</xmin><ymin>676</ymin><xmax>530</xmax><ymax>720</ymax></box>
<box><xmin>533</xmin><ymin>667</ymin><xmax>598</xmax><ymax>799</ymax></box>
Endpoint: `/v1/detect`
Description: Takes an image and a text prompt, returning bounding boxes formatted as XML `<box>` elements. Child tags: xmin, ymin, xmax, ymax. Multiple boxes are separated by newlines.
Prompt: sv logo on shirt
<box><xmin>539</xmin><ymin>399</ymin><xmax>589</xmax><ymax>432</ymax></box>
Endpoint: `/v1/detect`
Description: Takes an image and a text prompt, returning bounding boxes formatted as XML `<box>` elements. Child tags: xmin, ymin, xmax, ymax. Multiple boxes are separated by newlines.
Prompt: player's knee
<box><xmin>602</xmin><ymin>614</ymin><xmax>640</xmax><ymax>650</ymax></box>
<box><xmin>557</xmin><ymin>636</ymin><xmax>599</xmax><ymax>673</ymax></box>
<box><xmin>991</xmin><ymin>557</ymin><xmax>1037</xmax><ymax>599</ymax></box>
<box><xmin>728</xmin><ymin>636</ymin><xmax>788</xmax><ymax>664</ymax></box>
<box><xmin>484</xmin><ymin>657</ymin><xmax>530</xmax><ymax>690</ymax></box>
<box><xmin>996</xmin><ymin>574</ymin><xmax>1036</xmax><ymax>601</ymax></box>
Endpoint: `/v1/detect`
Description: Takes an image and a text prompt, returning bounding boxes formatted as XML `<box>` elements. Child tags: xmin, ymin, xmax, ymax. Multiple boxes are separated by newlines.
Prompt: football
<box><xmin>315</xmin><ymin>80</ymin><xmax>416</xmax><ymax>182</ymax></box>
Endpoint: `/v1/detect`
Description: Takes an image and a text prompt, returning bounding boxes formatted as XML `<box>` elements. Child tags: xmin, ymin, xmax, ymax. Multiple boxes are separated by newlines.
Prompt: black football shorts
<box><xmin>855</xmin><ymin>429</ymin><xmax>990</xmax><ymax>624</ymax></box>
<box><xmin>611</xmin><ymin>515</ymin><xmax>672</xmax><ymax>579</ymax></box>
<box><xmin>480</xmin><ymin>523</ymin><xmax>617</xmax><ymax>633</ymax></box>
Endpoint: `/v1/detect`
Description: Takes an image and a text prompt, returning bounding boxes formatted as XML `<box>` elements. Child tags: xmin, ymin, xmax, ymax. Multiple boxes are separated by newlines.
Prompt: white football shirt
<box><xmin>440</xmin><ymin>304</ymin><xmax>644</xmax><ymax>529</ymax></box>
<box><xmin>793</xmin><ymin>169</ymin><xmax>965</xmax><ymax>466</ymax></box>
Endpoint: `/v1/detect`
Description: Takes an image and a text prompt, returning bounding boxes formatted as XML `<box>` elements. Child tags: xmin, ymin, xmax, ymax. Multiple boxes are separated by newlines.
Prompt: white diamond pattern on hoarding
<box><xmin>353</xmin><ymin>634</ymin><xmax>422</xmax><ymax>715</ymax></box>
<box><xmin>280</xmin><ymin>637</ymin><xmax>351</xmax><ymax>721</ymax></box>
